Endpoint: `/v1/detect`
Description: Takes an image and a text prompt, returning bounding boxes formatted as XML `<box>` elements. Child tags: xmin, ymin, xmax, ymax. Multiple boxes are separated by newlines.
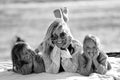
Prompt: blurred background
<box><xmin>0</xmin><ymin>0</ymin><xmax>120</xmax><ymax>61</ymax></box>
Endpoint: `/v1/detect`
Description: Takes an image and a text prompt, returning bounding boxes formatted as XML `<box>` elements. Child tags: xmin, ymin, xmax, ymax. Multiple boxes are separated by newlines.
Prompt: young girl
<box><xmin>77</xmin><ymin>34</ymin><xmax>111</xmax><ymax>76</ymax></box>
<box><xmin>35</xmin><ymin>7</ymin><xmax>82</xmax><ymax>73</ymax></box>
<box><xmin>11</xmin><ymin>36</ymin><xmax>45</xmax><ymax>75</ymax></box>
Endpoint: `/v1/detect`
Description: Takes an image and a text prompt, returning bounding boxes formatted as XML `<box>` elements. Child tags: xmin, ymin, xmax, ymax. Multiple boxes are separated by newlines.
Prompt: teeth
<box><xmin>58</xmin><ymin>41</ymin><xmax>62</xmax><ymax>43</ymax></box>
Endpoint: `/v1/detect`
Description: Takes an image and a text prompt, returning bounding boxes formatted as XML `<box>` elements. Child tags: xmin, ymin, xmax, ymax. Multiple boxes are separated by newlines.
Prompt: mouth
<box><xmin>57</xmin><ymin>41</ymin><xmax>62</xmax><ymax>44</ymax></box>
<box><xmin>56</xmin><ymin>42</ymin><xmax>67</xmax><ymax>48</ymax></box>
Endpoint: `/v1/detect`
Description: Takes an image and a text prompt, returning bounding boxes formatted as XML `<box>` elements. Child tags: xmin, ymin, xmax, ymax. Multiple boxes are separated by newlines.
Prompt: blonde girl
<box><xmin>77</xmin><ymin>34</ymin><xmax>111</xmax><ymax>76</ymax></box>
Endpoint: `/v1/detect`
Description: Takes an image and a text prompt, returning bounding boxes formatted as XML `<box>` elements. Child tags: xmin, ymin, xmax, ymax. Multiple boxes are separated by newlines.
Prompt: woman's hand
<box><xmin>50</xmin><ymin>46</ymin><xmax>61</xmax><ymax>66</ymax></box>
<box><xmin>61</xmin><ymin>49</ymin><xmax>72</xmax><ymax>59</ymax></box>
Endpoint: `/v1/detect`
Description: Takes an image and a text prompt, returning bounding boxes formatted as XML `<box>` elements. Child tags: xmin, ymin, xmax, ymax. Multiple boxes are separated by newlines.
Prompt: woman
<box><xmin>35</xmin><ymin>7</ymin><xmax>82</xmax><ymax>73</ymax></box>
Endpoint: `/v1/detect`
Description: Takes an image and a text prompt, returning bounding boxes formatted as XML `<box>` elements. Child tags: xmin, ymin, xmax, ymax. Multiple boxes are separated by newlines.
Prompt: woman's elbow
<box><xmin>66</xmin><ymin>69</ymin><xmax>76</xmax><ymax>73</ymax></box>
<box><xmin>65</xmin><ymin>66</ymin><xmax>78</xmax><ymax>73</ymax></box>
<box><xmin>46</xmin><ymin>68</ymin><xmax>58</xmax><ymax>74</ymax></box>
<box><xmin>96</xmin><ymin>68</ymin><xmax>107</xmax><ymax>75</ymax></box>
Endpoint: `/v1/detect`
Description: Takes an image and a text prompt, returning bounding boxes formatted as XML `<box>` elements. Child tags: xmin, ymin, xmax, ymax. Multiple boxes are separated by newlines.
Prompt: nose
<box><xmin>25</xmin><ymin>55</ymin><xmax>30</xmax><ymax>59</ymax></box>
<box><xmin>88</xmin><ymin>49</ymin><xmax>92</xmax><ymax>53</ymax></box>
<box><xmin>57</xmin><ymin>37</ymin><xmax>62</xmax><ymax>43</ymax></box>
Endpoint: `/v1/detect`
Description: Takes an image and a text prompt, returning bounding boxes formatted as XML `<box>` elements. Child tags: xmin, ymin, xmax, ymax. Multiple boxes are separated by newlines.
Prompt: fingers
<box><xmin>61</xmin><ymin>49</ymin><xmax>72</xmax><ymax>58</ymax></box>
<box><xmin>84</xmin><ymin>53</ymin><xmax>92</xmax><ymax>60</ymax></box>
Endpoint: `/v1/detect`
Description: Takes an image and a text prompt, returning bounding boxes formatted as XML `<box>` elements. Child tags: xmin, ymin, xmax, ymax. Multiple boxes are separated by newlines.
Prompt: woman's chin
<box><xmin>55</xmin><ymin>42</ymin><xmax>69</xmax><ymax>49</ymax></box>
<box><xmin>55</xmin><ymin>44</ymin><xmax>64</xmax><ymax>48</ymax></box>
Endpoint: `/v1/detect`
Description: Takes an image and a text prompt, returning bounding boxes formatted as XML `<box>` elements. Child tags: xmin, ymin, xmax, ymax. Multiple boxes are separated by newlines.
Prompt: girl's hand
<box><xmin>84</xmin><ymin>51</ymin><xmax>92</xmax><ymax>60</ymax></box>
<box><xmin>93</xmin><ymin>52</ymin><xmax>99</xmax><ymax>60</ymax></box>
<box><xmin>27</xmin><ymin>55</ymin><xmax>34</xmax><ymax>63</ymax></box>
<box><xmin>21</xmin><ymin>57</ymin><xmax>32</xmax><ymax>64</ymax></box>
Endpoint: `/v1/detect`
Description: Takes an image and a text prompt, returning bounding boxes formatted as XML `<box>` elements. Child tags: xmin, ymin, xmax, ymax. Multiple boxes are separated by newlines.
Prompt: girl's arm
<box><xmin>93</xmin><ymin>52</ymin><xmax>109</xmax><ymax>74</ymax></box>
<box><xmin>77</xmin><ymin>54</ymin><xmax>93</xmax><ymax>76</ymax></box>
<box><xmin>33</xmin><ymin>55</ymin><xmax>45</xmax><ymax>73</ymax></box>
<box><xmin>16</xmin><ymin>62</ymin><xmax>32</xmax><ymax>75</ymax></box>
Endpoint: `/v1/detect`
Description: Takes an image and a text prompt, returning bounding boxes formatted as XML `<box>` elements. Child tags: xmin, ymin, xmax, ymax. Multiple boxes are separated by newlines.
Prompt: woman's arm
<box><xmin>42</xmin><ymin>54</ymin><xmax>60</xmax><ymax>73</ymax></box>
<box><xmin>61</xmin><ymin>52</ymin><xmax>79</xmax><ymax>72</ymax></box>
<box><xmin>61</xmin><ymin>41</ymin><xmax>82</xmax><ymax>73</ymax></box>
<box><xmin>42</xmin><ymin>46</ymin><xmax>61</xmax><ymax>74</ymax></box>
<box><xmin>36</xmin><ymin>41</ymin><xmax>61</xmax><ymax>73</ymax></box>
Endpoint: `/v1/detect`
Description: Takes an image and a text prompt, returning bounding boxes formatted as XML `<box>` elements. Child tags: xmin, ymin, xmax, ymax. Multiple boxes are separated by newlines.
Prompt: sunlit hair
<box><xmin>83</xmin><ymin>34</ymin><xmax>101</xmax><ymax>51</ymax></box>
<box><xmin>40</xmin><ymin>19</ymin><xmax>74</xmax><ymax>56</ymax></box>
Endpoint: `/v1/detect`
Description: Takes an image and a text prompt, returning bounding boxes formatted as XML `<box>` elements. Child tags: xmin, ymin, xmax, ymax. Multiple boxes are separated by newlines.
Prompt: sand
<box><xmin>0</xmin><ymin>57</ymin><xmax>120</xmax><ymax>80</ymax></box>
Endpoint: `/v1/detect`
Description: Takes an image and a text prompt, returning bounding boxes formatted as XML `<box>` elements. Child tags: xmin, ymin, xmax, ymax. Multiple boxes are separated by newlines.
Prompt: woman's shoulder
<box><xmin>71</xmin><ymin>39</ymin><xmax>83</xmax><ymax>55</ymax></box>
<box><xmin>72</xmin><ymin>39</ymin><xmax>81</xmax><ymax>45</ymax></box>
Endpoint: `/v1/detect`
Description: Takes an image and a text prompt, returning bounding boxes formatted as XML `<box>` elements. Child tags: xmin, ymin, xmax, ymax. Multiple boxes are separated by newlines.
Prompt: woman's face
<box><xmin>84</xmin><ymin>40</ymin><xmax>98</xmax><ymax>57</ymax></box>
<box><xmin>51</xmin><ymin>25</ymin><xmax>71</xmax><ymax>48</ymax></box>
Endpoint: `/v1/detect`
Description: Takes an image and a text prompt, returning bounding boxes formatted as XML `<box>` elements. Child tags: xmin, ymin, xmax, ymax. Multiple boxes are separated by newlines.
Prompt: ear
<box><xmin>53</xmin><ymin>9</ymin><xmax>63</xmax><ymax>19</ymax></box>
<box><xmin>60</xmin><ymin>7</ymin><xmax>69</xmax><ymax>22</ymax></box>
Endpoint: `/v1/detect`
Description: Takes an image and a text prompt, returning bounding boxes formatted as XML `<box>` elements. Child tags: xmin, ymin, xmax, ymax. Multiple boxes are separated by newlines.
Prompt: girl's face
<box><xmin>84</xmin><ymin>40</ymin><xmax>98</xmax><ymax>57</ymax></box>
<box><xmin>20</xmin><ymin>46</ymin><xmax>32</xmax><ymax>62</ymax></box>
<box><xmin>51</xmin><ymin>25</ymin><xmax>71</xmax><ymax>48</ymax></box>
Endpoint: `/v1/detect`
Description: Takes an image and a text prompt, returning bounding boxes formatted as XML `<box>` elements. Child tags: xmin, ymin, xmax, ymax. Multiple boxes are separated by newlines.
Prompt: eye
<box><xmin>23</xmin><ymin>52</ymin><xmax>28</xmax><ymax>55</ymax></box>
<box><xmin>93</xmin><ymin>47</ymin><xmax>96</xmax><ymax>48</ymax></box>
<box><xmin>86</xmin><ymin>46</ymin><xmax>90</xmax><ymax>49</ymax></box>
<box><xmin>60</xmin><ymin>32</ymin><xmax>66</xmax><ymax>39</ymax></box>
<box><xmin>51</xmin><ymin>34</ymin><xmax>58</xmax><ymax>40</ymax></box>
<box><xmin>93</xmin><ymin>47</ymin><xmax>97</xmax><ymax>50</ymax></box>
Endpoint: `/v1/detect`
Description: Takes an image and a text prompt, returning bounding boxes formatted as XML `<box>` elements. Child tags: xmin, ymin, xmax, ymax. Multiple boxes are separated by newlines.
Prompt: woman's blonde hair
<box><xmin>40</xmin><ymin>19</ymin><xmax>73</xmax><ymax>56</ymax></box>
